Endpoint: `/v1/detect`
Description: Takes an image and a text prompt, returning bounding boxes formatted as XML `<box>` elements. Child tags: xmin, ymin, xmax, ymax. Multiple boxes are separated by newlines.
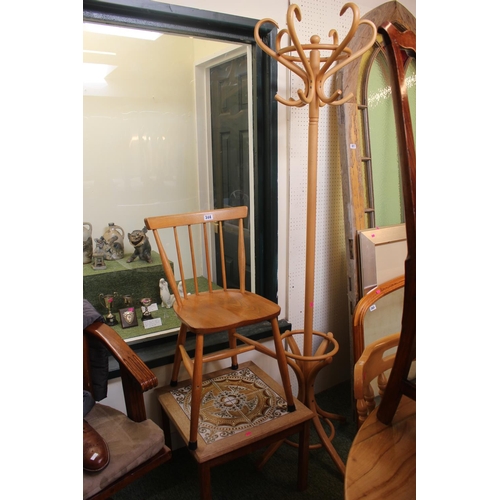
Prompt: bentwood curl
<box><xmin>254</xmin><ymin>3</ymin><xmax>377</xmax><ymax>108</ymax></box>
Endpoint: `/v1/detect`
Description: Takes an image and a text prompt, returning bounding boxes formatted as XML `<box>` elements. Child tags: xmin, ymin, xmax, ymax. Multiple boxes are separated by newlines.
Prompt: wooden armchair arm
<box><xmin>84</xmin><ymin>321</ymin><xmax>158</xmax><ymax>422</ymax></box>
<box><xmin>352</xmin><ymin>275</ymin><xmax>405</xmax><ymax>362</ymax></box>
<box><xmin>353</xmin><ymin>332</ymin><xmax>400</xmax><ymax>427</ymax></box>
<box><xmin>353</xmin><ymin>332</ymin><xmax>400</xmax><ymax>401</ymax></box>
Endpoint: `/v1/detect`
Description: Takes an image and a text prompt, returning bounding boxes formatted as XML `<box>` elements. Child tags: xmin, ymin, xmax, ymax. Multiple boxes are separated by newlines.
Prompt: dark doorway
<box><xmin>210</xmin><ymin>55</ymin><xmax>251</xmax><ymax>290</ymax></box>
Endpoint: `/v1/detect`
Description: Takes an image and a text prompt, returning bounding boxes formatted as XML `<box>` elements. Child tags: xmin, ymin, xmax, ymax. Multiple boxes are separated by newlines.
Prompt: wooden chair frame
<box><xmin>352</xmin><ymin>274</ymin><xmax>405</xmax><ymax>363</ymax></box>
<box><xmin>145</xmin><ymin>206</ymin><xmax>296</xmax><ymax>450</ymax></box>
<box><xmin>353</xmin><ymin>332</ymin><xmax>400</xmax><ymax>428</ymax></box>
<box><xmin>84</xmin><ymin>322</ymin><xmax>172</xmax><ymax>499</ymax></box>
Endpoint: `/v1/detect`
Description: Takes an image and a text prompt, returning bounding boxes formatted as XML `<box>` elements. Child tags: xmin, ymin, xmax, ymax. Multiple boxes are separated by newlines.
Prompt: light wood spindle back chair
<box><xmin>144</xmin><ymin>206</ymin><xmax>296</xmax><ymax>450</ymax></box>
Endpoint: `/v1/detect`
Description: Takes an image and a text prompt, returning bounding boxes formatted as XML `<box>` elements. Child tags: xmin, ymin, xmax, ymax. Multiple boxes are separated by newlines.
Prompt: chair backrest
<box><xmin>353</xmin><ymin>332</ymin><xmax>400</xmax><ymax>428</ymax></box>
<box><xmin>145</xmin><ymin>206</ymin><xmax>248</xmax><ymax>308</ymax></box>
<box><xmin>352</xmin><ymin>275</ymin><xmax>405</xmax><ymax>363</ymax></box>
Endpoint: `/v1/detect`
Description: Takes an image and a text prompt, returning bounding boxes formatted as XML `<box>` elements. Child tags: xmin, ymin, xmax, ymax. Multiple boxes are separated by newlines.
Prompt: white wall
<box><xmin>162</xmin><ymin>0</ymin><xmax>415</xmax><ymax>324</ymax></box>
<box><xmin>83</xmin><ymin>33</ymin><xmax>238</xmax><ymax>257</ymax></box>
<box><xmin>97</xmin><ymin>0</ymin><xmax>416</xmax><ymax>427</ymax></box>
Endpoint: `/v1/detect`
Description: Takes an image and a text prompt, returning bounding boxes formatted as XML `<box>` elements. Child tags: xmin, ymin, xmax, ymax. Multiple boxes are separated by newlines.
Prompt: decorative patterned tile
<box><xmin>170</xmin><ymin>367</ymin><xmax>289</xmax><ymax>444</ymax></box>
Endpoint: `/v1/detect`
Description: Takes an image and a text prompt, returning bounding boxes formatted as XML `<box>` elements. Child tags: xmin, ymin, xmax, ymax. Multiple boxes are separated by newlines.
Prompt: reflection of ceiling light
<box><xmin>83</xmin><ymin>49</ymin><xmax>116</xmax><ymax>56</ymax></box>
<box><xmin>83</xmin><ymin>22</ymin><xmax>162</xmax><ymax>41</ymax></box>
<box><xmin>83</xmin><ymin>63</ymin><xmax>117</xmax><ymax>84</ymax></box>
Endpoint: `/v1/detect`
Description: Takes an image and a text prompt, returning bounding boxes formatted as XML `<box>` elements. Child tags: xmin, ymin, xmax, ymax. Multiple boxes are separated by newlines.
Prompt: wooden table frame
<box><xmin>156</xmin><ymin>362</ymin><xmax>314</xmax><ymax>500</ymax></box>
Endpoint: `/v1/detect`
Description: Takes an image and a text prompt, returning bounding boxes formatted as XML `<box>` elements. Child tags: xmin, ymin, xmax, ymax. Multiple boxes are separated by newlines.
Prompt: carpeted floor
<box><xmin>112</xmin><ymin>380</ymin><xmax>356</xmax><ymax>500</ymax></box>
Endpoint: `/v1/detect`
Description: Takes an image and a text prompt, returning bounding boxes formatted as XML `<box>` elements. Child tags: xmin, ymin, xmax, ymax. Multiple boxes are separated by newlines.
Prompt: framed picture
<box><xmin>119</xmin><ymin>307</ymin><xmax>138</xmax><ymax>329</ymax></box>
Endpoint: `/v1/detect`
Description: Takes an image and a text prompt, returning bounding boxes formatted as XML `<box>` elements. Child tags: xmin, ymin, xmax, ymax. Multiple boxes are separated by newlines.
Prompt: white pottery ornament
<box><xmin>102</xmin><ymin>222</ymin><xmax>125</xmax><ymax>260</ymax></box>
<box><xmin>159</xmin><ymin>278</ymin><xmax>175</xmax><ymax>308</ymax></box>
<box><xmin>177</xmin><ymin>281</ymin><xmax>191</xmax><ymax>298</ymax></box>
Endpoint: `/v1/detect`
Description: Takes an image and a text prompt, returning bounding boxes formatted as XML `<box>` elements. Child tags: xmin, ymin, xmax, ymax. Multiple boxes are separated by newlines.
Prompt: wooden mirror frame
<box><xmin>335</xmin><ymin>1</ymin><xmax>416</xmax><ymax>366</ymax></box>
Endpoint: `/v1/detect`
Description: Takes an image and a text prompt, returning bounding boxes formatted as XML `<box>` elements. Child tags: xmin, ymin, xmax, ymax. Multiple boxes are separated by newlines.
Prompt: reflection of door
<box><xmin>210</xmin><ymin>55</ymin><xmax>251</xmax><ymax>289</ymax></box>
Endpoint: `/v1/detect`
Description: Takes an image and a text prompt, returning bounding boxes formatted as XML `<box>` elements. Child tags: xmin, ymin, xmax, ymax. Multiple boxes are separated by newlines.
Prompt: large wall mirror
<box><xmin>83</xmin><ymin>0</ymin><xmax>279</xmax><ymax>306</ymax></box>
<box><xmin>359</xmin><ymin>33</ymin><xmax>416</xmax><ymax>229</ymax></box>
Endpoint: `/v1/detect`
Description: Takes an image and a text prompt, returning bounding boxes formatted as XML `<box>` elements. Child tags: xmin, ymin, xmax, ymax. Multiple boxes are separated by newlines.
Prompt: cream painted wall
<box><xmin>95</xmin><ymin>0</ymin><xmax>416</xmax><ymax>429</ymax></box>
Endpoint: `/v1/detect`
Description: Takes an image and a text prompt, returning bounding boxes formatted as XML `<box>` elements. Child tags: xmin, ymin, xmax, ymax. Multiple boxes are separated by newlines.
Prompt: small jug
<box><xmin>83</xmin><ymin>222</ymin><xmax>93</xmax><ymax>264</ymax></box>
<box><xmin>102</xmin><ymin>222</ymin><xmax>125</xmax><ymax>260</ymax></box>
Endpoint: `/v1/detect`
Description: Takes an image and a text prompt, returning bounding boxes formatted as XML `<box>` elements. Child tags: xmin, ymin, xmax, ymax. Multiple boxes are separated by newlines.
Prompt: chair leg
<box><xmin>171</xmin><ymin>323</ymin><xmax>188</xmax><ymax>386</ymax></box>
<box><xmin>161</xmin><ymin>407</ymin><xmax>173</xmax><ymax>449</ymax></box>
<box><xmin>270</xmin><ymin>317</ymin><xmax>296</xmax><ymax>412</ymax></box>
<box><xmin>228</xmin><ymin>328</ymin><xmax>238</xmax><ymax>369</ymax></box>
<box><xmin>189</xmin><ymin>333</ymin><xmax>205</xmax><ymax>450</ymax></box>
<box><xmin>297</xmin><ymin>417</ymin><xmax>310</xmax><ymax>491</ymax></box>
<box><xmin>198</xmin><ymin>462</ymin><xmax>212</xmax><ymax>500</ymax></box>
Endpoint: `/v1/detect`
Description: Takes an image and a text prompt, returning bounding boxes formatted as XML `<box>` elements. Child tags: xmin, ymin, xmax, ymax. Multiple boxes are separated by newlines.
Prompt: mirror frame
<box><xmin>336</xmin><ymin>0</ymin><xmax>416</xmax><ymax>369</ymax></box>
<box><xmin>83</xmin><ymin>0</ymin><xmax>279</xmax><ymax>301</ymax></box>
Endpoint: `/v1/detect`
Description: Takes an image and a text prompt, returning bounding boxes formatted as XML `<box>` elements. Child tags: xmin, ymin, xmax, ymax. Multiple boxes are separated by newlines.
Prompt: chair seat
<box><xmin>174</xmin><ymin>289</ymin><xmax>281</xmax><ymax>333</ymax></box>
<box><xmin>83</xmin><ymin>403</ymin><xmax>165</xmax><ymax>500</ymax></box>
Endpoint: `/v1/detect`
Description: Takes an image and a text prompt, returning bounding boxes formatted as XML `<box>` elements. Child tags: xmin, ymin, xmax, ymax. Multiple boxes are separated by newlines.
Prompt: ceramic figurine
<box><xmin>83</xmin><ymin>222</ymin><xmax>93</xmax><ymax>264</ymax></box>
<box><xmin>177</xmin><ymin>281</ymin><xmax>190</xmax><ymax>298</ymax></box>
<box><xmin>126</xmin><ymin>227</ymin><xmax>153</xmax><ymax>263</ymax></box>
<box><xmin>159</xmin><ymin>278</ymin><xmax>175</xmax><ymax>308</ymax></box>
<box><xmin>92</xmin><ymin>237</ymin><xmax>107</xmax><ymax>270</ymax></box>
<box><xmin>102</xmin><ymin>223</ymin><xmax>125</xmax><ymax>260</ymax></box>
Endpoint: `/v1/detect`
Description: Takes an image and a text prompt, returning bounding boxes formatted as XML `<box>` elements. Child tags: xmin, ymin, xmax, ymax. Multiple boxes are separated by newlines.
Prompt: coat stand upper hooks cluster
<box><xmin>254</xmin><ymin>3</ymin><xmax>376</xmax><ymax>476</ymax></box>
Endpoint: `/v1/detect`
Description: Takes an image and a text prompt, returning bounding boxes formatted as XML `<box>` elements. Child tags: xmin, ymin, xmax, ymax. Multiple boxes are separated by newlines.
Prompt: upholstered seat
<box><xmin>84</xmin><ymin>404</ymin><xmax>165</xmax><ymax>499</ymax></box>
<box><xmin>83</xmin><ymin>318</ymin><xmax>171</xmax><ymax>499</ymax></box>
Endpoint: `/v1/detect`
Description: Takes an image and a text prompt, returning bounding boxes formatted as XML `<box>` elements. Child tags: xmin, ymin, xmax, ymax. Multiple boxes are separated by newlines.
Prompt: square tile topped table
<box><xmin>156</xmin><ymin>361</ymin><xmax>314</xmax><ymax>500</ymax></box>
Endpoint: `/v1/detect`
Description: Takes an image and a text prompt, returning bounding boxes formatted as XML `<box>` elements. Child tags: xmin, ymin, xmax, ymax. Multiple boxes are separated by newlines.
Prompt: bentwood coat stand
<box><xmin>254</xmin><ymin>3</ymin><xmax>376</xmax><ymax>475</ymax></box>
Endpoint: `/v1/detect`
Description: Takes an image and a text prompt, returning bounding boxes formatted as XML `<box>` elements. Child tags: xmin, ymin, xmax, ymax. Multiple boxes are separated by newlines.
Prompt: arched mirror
<box><xmin>337</xmin><ymin>1</ymin><xmax>416</xmax><ymax>364</ymax></box>
<box><xmin>359</xmin><ymin>35</ymin><xmax>416</xmax><ymax>229</ymax></box>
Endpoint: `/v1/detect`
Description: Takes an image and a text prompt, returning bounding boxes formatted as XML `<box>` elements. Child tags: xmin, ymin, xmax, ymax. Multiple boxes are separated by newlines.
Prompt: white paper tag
<box><xmin>369</xmin><ymin>304</ymin><xmax>377</xmax><ymax>312</ymax></box>
<box><xmin>143</xmin><ymin>317</ymin><xmax>162</xmax><ymax>329</ymax></box>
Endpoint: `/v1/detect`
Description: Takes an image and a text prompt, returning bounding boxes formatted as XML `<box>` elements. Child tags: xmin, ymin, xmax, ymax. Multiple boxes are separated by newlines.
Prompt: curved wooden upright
<box><xmin>376</xmin><ymin>20</ymin><xmax>416</xmax><ymax>425</ymax></box>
